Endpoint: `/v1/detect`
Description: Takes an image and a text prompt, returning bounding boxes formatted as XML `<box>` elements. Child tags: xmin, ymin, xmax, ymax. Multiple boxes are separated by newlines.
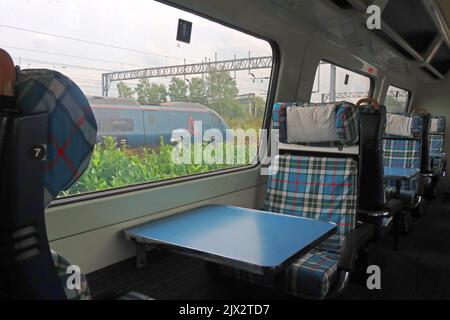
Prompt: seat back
<box><xmin>428</xmin><ymin>116</ymin><xmax>446</xmax><ymax>173</ymax></box>
<box><xmin>268</xmin><ymin>100</ymin><xmax>385</xmax><ymax>253</ymax></box>
<box><xmin>0</xmin><ymin>49</ymin><xmax>97</xmax><ymax>299</ymax></box>
<box><xmin>383</xmin><ymin>112</ymin><xmax>430</xmax><ymax>191</ymax></box>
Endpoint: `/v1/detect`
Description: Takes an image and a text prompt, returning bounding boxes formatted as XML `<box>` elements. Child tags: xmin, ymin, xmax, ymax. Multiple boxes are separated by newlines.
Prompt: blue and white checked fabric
<box><xmin>15</xmin><ymin>69</ymin><xmax>97</xmax><ymax>206</ymax></box>
<box><xmin>383</xmin><ymin>138</ymin><xmax>421</xmax><ymax>192</ymax></box>
<box><xmin>272</xmin><ymin>102</ymin><xmax>359</xmax><ymax>146</ymax></box>
<box><xmin>264</xmin><ymin>155</ymin><xmax>358</xmax><ymax>254</ymax></box>
<box><xmin>383</xmin><ymin>138</ymin><xmax>421</xmax><ymax>169</ymax></box>
<box><xmin>430</xmin><ymin>135</ymin><xmax>445</xmax><ymax>154</ymax></box>
<box><xmin>220</xmin><ymin>249</ymin><xmax>338</xmax><ymax>300</ymax></box>
<box><xmin>285</xmin><ymin>249</ymin><xmax>338</xmax><ymax>299</ymax></box>
<box><xmin>272</xmin><ymin>102</ymin><xmax>289</xmax><ymax>142</ymax></box>
<box><xmin>429</xmin><ymin>135</ymin><xmax>445</xmax><ymax>173</ymax></box>
<box><xmin>51</xmin><ymin>250</ymin><xmax>91</xmax><ymax>300</ymax></box>
<box><xmin>220</xmin><ymin>154</ymin><xmax>357</xmax><ymax>299</ymax></box>
<box><xmin>335</xmin><ymin>102</ymin><xmax>359</xmax><ymax>144</ymax></box>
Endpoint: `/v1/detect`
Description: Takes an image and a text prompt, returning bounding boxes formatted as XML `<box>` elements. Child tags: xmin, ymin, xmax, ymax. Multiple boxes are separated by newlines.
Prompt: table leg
<box><xmin>272</xmin><ymin>270</ymin><xmax>286</xmax><ymax>295</ymax></box>
<box><xmin>135</xmin><ymin>242</ymin><xmax>148</xmax><ymax>268</ymax></box>
<box><xmin>393</xmin><ymin>212</ymin><xmax>399</xmax><ymax>251</ymax></box>
<box><xmin>394</xmin><ymin>180</ymin><xmax>401</xmax><ymax>251</ymax></box>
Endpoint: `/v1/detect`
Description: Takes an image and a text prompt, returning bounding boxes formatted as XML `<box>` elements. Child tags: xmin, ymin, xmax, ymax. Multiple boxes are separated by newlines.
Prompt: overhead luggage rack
<box><xmin>343</xmin><ymin>0</ymin><xmax>450</xmax><ymax>80</ymax></box>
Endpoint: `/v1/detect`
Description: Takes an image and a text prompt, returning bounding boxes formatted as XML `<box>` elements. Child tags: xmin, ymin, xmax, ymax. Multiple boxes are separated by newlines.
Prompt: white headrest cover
<box><xmin>286</xmin><ymin>104</ymin><xmax>337</xmax><ymax>143</ymax></box>
<box><xmin>386</xmin><ymin>113</ymin><xmax>412</xmax><ymax>138</ymax></box>
<box><xmin>430</xmin><ymin>119</ymin><xmax>439</xmax><ymax>134</ymax></box>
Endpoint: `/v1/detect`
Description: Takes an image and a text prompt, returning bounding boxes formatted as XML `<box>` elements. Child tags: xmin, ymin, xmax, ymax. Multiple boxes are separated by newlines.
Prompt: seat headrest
<box><xmin>430</xmin><ymin>116</ymin><xmax>446</xmax><ymax>134</ymax></box>
<box><xmin>273</xmin><ymin>101</ymin><xmax>359</xmax><ymax>146</ymax></box>
<box><xmin>15</xmin><ymin>69</ymin><xmax>97</xmax><ymax>205</ymax></box>
<box><xmin>385</xmin><ymin>113</ymin><xmax>424</xmax><ymax>138</ymax></box>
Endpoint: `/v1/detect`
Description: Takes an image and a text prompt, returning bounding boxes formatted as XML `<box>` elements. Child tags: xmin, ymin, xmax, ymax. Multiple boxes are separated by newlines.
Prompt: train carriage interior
<box><xmin>1</xmin><ymin>0</ymin><xmax>450</xmax><ymax>304</ymax></box>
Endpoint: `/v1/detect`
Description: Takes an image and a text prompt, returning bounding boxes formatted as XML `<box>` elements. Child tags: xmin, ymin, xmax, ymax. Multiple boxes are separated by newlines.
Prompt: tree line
<box><xmin>117</xmin><ymin>70</ymin><xmax>266</xmax><ymax>123</ymax></box>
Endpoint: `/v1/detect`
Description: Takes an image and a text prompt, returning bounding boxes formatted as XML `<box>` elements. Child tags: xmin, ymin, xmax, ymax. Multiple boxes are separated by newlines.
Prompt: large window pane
<box><xmin>311</xmin><ymin>61</ymin><xmax>372</xmax><ymax>104</ymax></box>
<box><xmin>2</xmin><ymin>0</ymin><xmax>273</xmax><ymax>197</ymax></box>
<box><xmin>385</xmin><ymin>85</ymin><xmax>410</xmax><ymax>113</ymax></box>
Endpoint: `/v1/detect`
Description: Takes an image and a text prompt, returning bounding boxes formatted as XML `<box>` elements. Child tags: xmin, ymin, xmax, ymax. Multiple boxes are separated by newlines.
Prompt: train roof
<box><xmin>87</xmin><ymin>96</ymin><xmax>140</xmax><ymax>106</ymax></box>
<box><xmin>89</xmin><ymin>98</ymin><xmax>220</xmax><ymax>114</ymax></box>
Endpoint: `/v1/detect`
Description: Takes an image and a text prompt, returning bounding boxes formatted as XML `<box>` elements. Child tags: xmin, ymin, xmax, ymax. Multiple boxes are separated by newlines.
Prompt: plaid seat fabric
<box><xmin>51</xmin><ymin>250</ymin><xmax>91</xmax><ymax>300</ymax></box>
<box><xmin>285</xmin><ymin>249</ymin><xmax>338</xmax><ymax>299</ymax></box>
<box><xmin>220</xmin><ymin>154</ymin><xmax>357</xmax><ymax>299</ymax></box>
<box><xmin>335</xmin><ymin>102</ymin><xmax>359</xmax><ymax>144</ymax></box>
<box><xmin>272</xmin><ymin>102</ymin><xmax>288</xmax><ymax>142</ymax></box>
<box><xmin>383</xmin><ymin>138</ymin><xmax>421</xmax><ymax>192</ymax></box>
<box><xmin>429</xmin><ymin>135</ymin><xmax>445</xmax><ymax>173</ymax></box>
<box><xmin>220</xmin><ymin>249</ymin><xmax>339</xmax><ymax>300</ymax></box>
<box><xmin>265</xmin><ymin>155</ymin><xmax>358</xmax><ymax>253</ymax></box>
<box><xmin>15</xmin><ymin>69</ymin><xmax>97</xmax><ymax>206</ymax></box>
<box><xmin>430</xmin><ymin>135</ymin><xmax>445</xmax><ymax>154</ymax></box>
<box><xmin>272</xmin><ymin>102</ymin><xmax>359</xmax><ymax>146</ymax></box>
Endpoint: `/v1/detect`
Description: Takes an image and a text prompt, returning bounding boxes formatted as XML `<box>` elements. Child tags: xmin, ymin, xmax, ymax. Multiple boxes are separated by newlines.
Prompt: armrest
<box><xmin>385</xmin><ymin>199</ymin><xmax>403</xmax><ymax>216</ymax></box>
<box><xmin>358</xmin><ymin>209</ymin><xmax>390</xmax><ymax>220</ymax></box>
<box><xmin>338</xmin><ymin>223</ymin><xmax>374</xmax><ymax>272</ymax></box>
<box><xmin>117</xmin><ymin>292</ymin><xmax>154</xmax><ymax>300</ymax></box>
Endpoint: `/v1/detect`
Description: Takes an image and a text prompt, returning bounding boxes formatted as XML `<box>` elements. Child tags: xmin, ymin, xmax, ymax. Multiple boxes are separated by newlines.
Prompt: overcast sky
<box><xmin>1</xmin><ymin>0</ymin><xmax>373</xmax><ymax>100</ymax></box>
<box><xmin>0</xmin><ymin>0</ymin><xmax>272</xmax><ymax>97</ymax></box>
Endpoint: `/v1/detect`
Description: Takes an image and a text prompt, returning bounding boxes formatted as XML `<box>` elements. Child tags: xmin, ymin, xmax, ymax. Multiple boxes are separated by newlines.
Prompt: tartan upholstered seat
<box><xmin>15</xmin><ymin>69</ymin><xmax>97</xmax><ymax>206</ymax></box>
<box><xmin>221</xmin><ymin>102</ymin><xmax>362</xmax><ymax>299</ymax></box>
<box><xmin>221</xmin><ymin>155</ymin><xmax>357</xmax><ymax>299</ymax></box>
<box><xmin>285</xmin><ymin>249</ymin><xmax>339</xmax><ymax>298</ymax></box>
<box><xmin>14</xmin><ymin>68</ymin><xmax>97</xmax><ymax>299</ymax></box>
<box><xmin>428</xmin><ymin>116</ymin><xmax>446</xmax><ymax>174</ymax></box>
<box><xmin>268</xmin><ymin>154</ymin><xmax>357</xmax><ymax>298</ymax></box>
<box><xmin>10</xmin><ymin>67</ymin><xmax>153</xmax><ymax>300</ymax></box>
<box><xmin>383</xmin><ymin>113</ymin><xmax>425</xmax><ymax>200</ymax></box>
<box><xmin>265</xmin><ymin>155</ymin><xmax>357</xmax><ymax>254</ymax></box>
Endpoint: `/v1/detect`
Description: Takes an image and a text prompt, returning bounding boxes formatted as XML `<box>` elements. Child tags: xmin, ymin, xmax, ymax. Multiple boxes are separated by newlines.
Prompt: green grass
<box><xmin>61</xmin><ymin>136</ymin><xmax>254</xmax><ymax>197</ymax></box>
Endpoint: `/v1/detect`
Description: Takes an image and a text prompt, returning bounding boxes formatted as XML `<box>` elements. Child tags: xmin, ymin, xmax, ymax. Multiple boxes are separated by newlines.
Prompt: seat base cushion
<box><xmin>285</xmin><ymin>249</ymin><xmax>338</xmax><ymax>299</ymax></box>
<box><xmin>219</xmin><ymin>249</ymin><xmax>339</xmax><ymax>300</ymax></box>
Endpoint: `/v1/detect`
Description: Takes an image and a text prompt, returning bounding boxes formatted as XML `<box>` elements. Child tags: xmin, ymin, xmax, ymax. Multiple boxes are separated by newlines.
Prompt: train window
<box><xmin>110</xmin><ymin>119</ymin><xmax>134</xmax><ymax>132</ymax></box>
<box><xmin>2</xmin><ymin>0</ymin><xmax>273</xmax><ymax>198</ymax></box>
<box><xmin>385</xmin><ymin>85</ymin><xmax>411</xmax><ymax>113</ymax></box>
<box><xmin>310</xmin><ymin>61</ymin><xmax>373</xmax><ymax>104</ymax></box>
<box><xmin>148</xmin><ymin>115</ymin><xmax>156</xmax><ymax>126</ymax></box>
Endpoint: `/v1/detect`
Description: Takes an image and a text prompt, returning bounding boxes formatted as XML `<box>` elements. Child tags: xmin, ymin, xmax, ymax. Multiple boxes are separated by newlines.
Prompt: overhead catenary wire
<box><xmin>1</xmin><ymin>45</ymin><xmax>151</xmax><ymax>68</ymax></box>
<box><xmin>0</xmin><ymin>24</ymin><xmax>197</xmax><ymax>63</ymax></box>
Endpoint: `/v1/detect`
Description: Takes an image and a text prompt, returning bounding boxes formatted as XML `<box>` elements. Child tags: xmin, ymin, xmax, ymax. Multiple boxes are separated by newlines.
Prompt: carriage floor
<box><xmin>87</xmin><ymin>196</ymin><xmax>450</xmax><ymax>300</ymax></box>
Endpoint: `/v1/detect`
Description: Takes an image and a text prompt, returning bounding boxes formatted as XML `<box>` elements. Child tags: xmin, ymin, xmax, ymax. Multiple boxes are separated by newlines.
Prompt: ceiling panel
<box><xmin>438</xmin><ymin>0</ymin><xmax>450</xmax><ymax>28</ymax></box>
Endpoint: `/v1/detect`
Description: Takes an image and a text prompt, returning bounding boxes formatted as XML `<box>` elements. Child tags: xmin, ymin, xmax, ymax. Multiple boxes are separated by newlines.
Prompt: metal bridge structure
<box><xmin>102</xmin><ymin>56</ymin><xmax>273</xmax><ymax>96</ymax></box>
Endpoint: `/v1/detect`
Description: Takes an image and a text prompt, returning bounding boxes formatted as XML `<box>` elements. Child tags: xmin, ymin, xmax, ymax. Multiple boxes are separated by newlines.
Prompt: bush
<box><xmin>61</xmin><ymin>136</ymin><xmax>250</xmax><ymax>197</ymax></box>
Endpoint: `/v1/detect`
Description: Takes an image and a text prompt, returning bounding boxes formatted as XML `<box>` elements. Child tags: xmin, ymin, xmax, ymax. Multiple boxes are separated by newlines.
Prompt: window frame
<box><xmin>310</xmin><ymin>59</ymin><xmax>376</xmax><ymax>104</ymax></box>
<box><xmin>50</xmin><ymin>0</ymin><xmax>280</xmax><ymax>207</ymax></box>
<box><xmin>384</xmin><ymin>84</ymin><xmax>412</xmax><ymax>113</ymax></box>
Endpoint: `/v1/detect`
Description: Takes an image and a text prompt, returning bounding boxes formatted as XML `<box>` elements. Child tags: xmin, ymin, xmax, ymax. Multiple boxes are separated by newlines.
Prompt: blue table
<box><xmin>125</xmin><ymin>205</ymin><xmax>337</xmax><ymax>275</ymax></box>
<box><xmin>384</xmin><ymin>167</ymin><xmax>420</xmax><ymax>182</ymax></box>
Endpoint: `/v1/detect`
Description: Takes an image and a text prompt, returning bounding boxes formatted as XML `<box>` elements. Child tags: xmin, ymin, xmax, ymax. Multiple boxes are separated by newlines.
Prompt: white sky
<box><xmin>0</xmin><ymin>0</ymin><xmax>272</xmax><ymax>97</ymax></box>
